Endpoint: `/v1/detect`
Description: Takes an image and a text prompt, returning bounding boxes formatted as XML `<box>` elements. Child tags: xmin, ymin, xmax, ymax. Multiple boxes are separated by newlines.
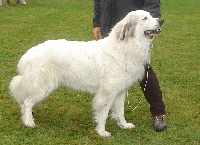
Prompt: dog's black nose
<box><xmin>158</xmin><ymin>19</ymin><xmax>164</xmax><ymax>26</ymax></box>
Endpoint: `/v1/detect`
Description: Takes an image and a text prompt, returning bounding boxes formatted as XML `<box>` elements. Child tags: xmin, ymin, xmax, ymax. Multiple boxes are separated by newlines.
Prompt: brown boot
<box><xmin>154</xmin><ymin>115</ymin><xmax>167</xmax><ymax>132</ymax></box>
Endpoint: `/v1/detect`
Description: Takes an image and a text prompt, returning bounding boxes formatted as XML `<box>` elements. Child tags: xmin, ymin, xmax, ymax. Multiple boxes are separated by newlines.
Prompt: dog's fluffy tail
<box><xmin>9</xmin><ymin>75</ymin><xmax>26</xmax><ymax>105</ymax></box>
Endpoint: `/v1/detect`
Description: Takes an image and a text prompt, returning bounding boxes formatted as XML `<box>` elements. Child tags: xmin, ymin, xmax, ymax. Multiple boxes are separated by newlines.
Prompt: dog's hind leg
<box><xmin>111</xmin><ymin>93</ymin><xmax>135</xmax><ymax>130</ymax></box>
<box><xmin>21</xmin><ymin>87</ymin><xmax>53</xmax><ymax>128</ymax></box>
<box><xmin>92</xmin><ymin>90</ymin><xmax>116</xmax><ymax>137</ymax></box>
<box><xmin>21</xmin><ymin>97</ymin><xmax>36</xmax><ymax>127</ymax></box>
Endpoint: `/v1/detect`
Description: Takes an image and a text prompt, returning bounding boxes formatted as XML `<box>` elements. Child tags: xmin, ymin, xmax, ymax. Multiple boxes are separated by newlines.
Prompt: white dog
<box><xmin>9</xmin><ymin>10</ymin><xmax>163</xmax><ymax>137</ymax></box>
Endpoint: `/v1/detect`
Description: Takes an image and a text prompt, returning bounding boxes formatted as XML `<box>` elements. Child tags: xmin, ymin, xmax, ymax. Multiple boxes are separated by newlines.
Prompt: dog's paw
<box><xmin>21</xmin><ymin>115</ymin><xmax>36</xmax><ymax>128</ymax></box>
<box><xmin>119</xmin><ymin>123</ymin><xmax>135</xmax><ymax>130</ymax></box>
<box><xmin>97</xmin><ymin>130</ymin><xmax>111</xmax><ymax>137</ymax></box>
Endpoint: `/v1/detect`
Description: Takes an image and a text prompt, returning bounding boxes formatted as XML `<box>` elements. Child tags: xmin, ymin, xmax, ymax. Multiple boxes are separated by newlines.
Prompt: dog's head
<box><xmin>114</xmin><ymin>10</ymin><xmax>164</xmax><ymax>40</ymax></box>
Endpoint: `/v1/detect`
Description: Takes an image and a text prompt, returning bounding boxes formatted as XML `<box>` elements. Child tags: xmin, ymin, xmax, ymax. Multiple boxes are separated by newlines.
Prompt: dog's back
<box><xmin>10</xmin><ymin>40</ymin><xmax>104</xmax><ymax>105</ymax></box>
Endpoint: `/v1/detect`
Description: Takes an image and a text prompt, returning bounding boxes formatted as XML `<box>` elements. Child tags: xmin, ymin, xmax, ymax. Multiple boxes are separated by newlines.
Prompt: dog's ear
<box><xmin>119</xmin><ymin>23</ymin><xmax>130</xmax><ymax>40</ymax></box>
<box><xmin>118</xmin><ymin>19</ymin><xmax>136</xmax><ymax>41</ymax></box>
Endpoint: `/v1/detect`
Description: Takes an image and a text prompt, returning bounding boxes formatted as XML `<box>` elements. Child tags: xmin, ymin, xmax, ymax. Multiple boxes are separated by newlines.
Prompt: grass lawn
<box><xmin>0</xmin><ymin>0</ymin><xmax>199</xmax><ymax>144</ymax></box>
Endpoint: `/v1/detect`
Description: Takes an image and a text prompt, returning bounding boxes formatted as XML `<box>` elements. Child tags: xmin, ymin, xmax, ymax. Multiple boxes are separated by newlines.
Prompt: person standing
<box><xmin>93</xmin><ymin>0</ymin><xmax>167</xmax><ymax>132</ymax></box>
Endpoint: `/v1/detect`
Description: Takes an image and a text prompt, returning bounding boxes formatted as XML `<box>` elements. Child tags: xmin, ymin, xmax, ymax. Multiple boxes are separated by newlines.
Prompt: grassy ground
<box><xmin>0</xmin><ymin>0</ymin><xmax>199</xmax><ymax>144</ymax></box>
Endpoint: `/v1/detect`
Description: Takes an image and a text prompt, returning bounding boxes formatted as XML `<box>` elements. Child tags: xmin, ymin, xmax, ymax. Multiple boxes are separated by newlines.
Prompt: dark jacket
<box><xmin>93</xmin><ymin>0</ymin><xmax>161</xmax><ymax>37</ymax></box>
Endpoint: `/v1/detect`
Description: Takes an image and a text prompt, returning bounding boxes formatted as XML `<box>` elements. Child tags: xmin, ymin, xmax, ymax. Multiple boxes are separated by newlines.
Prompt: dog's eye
<box><xmin>142</xmin><ymin>17</ymin><xmax>147</xmax><ymax>20</ymax></box>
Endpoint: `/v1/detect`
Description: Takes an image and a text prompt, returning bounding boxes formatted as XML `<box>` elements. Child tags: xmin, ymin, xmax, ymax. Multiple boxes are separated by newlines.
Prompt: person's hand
<box><xmin>93</xmin><ymin>27</ymin><xmax>102</xmax><ymax>40</ymax></box>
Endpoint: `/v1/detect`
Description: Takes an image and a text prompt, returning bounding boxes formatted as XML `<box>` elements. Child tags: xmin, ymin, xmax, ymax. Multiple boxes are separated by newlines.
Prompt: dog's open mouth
<box><xmin>144</xmin><ymin>29</ymin><xmax>161</xmax><ymax>35</ymax></box>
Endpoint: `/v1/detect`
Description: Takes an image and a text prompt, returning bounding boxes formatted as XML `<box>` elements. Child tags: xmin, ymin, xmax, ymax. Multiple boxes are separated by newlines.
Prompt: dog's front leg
<box><xmin>92</xmin><ymin>91</ymin><xmax>116</xmax><ymax>137</ymax></box>
<box><xmin>111</xmin><ymin>93</ymin><xmax>135</xmax><ymax>130</ymax></box>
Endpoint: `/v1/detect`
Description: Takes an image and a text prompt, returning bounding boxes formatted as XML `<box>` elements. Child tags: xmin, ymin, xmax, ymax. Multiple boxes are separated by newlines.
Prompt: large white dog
<box><xmin>9</xmin><ymin>10</ymin><xmax>163</xmax><ymax>137</ymax></box>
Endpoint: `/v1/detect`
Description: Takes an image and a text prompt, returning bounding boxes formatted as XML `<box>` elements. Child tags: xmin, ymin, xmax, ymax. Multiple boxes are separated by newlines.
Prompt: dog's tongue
<box><xmin>144</xmin><ymin>29</ymin><xmax>161</xmax><ymax>35</ymax></box>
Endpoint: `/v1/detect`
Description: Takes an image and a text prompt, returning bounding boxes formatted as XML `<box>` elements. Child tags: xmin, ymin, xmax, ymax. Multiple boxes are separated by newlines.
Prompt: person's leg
<box><xmin>6</xmin><ymin>0</ymin><xmax>10</xmax><ymax>6</ymax></box>
<box><xmin>140</xmin><ymin>65</ymin><xmax>167</xmax><ymax>132</ymax></box>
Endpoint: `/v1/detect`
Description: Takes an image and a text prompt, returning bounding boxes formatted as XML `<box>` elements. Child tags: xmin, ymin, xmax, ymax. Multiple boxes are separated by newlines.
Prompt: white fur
<box><xmin>9</xmin><ymin>10</ymin><xmax>162</xmax><ymax>137</ymax></box>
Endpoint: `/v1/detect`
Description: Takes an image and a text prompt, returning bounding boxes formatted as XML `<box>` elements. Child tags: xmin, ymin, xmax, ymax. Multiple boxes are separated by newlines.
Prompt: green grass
<box><xmin>0</xmin><ymin>0</ymin><xmax>199</xmax><ymax>144</ymax></box>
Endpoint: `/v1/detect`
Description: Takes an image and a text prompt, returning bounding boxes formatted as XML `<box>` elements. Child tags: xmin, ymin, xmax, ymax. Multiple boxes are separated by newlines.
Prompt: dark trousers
<box><xmin>139</xmin><ymin>65</ymin><xmax>166</xmax><ymax>117</ymax></box>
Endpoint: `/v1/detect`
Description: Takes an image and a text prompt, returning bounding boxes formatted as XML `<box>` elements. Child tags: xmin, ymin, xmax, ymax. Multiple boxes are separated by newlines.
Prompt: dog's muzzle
<box><xmin>144</xmin><ymin>19</ymin><xmax>164</xmax><ymax>36</ymax></box>
<box><xmin>144</xmin><ymin>29</ymin><xmax>161</xmax><ymax>35</ymax></box>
